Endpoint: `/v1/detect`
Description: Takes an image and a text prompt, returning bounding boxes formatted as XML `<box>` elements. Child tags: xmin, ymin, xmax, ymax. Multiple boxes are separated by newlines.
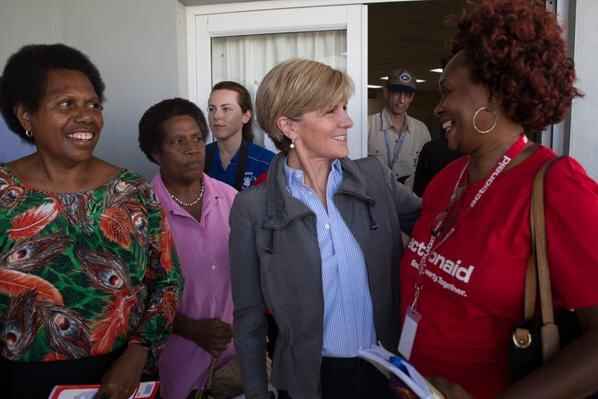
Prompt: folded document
<box><xmin>358</xmin><ymin>345</ymin><xmax>444</xmax><ymax>399</ymax></box>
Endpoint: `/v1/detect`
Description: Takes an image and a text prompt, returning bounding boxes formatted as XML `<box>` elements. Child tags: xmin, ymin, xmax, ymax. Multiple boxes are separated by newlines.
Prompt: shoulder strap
<box><xmin>233</xmin><ymin>139</ymin><xmax>249</xmax><ymax>191</ymax></box>
<box><xmin>204</xmin><ymin>143</ymin><xmax>218</xmax><ymax>174</ymax></box>
<box><xmin>527</xmin><ymin>156</ymin><xmax>562</xmax><ymax>362</ymax></box>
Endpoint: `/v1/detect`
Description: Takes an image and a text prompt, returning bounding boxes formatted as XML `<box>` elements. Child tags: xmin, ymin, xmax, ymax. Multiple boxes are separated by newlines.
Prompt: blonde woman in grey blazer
<box><xmin>229</xmin><ymin>58</ymin><xmax>421</xmax><ymax>399</ymax></box>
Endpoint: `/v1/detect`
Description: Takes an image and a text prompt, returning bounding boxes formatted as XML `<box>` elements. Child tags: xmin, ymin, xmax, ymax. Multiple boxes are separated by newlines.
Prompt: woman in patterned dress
<box><xmin>0</xmin><ymin>43</ymin><xmax>183</xmax><ymax>399</ymax></box>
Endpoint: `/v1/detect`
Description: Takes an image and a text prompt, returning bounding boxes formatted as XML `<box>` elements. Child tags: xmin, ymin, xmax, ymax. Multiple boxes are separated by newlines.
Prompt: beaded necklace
<box><xmin>168</xmin><ymin>182</ymin><xmax>205</xmax><ymax>207</ymax></box>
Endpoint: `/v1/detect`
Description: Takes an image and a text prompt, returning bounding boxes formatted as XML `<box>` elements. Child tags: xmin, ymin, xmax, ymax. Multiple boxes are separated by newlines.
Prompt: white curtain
<box><xmin>211</xmin><ymin>30</ymin><xmax>347</xmax><ymax>150</ymax></box>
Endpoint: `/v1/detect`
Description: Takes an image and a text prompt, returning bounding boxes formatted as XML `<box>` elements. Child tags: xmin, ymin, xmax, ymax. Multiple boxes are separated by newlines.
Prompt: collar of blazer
<box><xmin>262</xmin><ymin>152</ymin><xmax>375</xmax><ymax>229</ymax></box>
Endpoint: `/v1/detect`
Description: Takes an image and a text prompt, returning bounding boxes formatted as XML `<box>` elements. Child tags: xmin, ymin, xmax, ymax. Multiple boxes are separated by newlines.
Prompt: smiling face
<box><xmin>207</xmin><ymin>89</ymin><xmax>251</xmax><ymax>142</ymax></box>
<box><xmin>18</xmin><ymin>69</ymin><xmax>104</xmax><ymax>166</ymax></box>
<box><xmin>433</xmin><ymin>51</ymin><xmax>496</xmax><ymax>153</ymax></box>
<box><xmin>290</xmin><ymin>99</ymin><xmax>353</xmax><ymax>162</ymax></box>
<box><xmin>153</xmin><ymin>115</ymin><xmax>205</xmax><ymax>186</ymax></box>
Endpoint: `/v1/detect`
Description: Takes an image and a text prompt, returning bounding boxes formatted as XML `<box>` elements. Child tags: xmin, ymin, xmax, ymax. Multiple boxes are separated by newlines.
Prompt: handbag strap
<box><xmin>204</xmin><ymin>357</ymin><xmax>217</xmax><ymax>392</ymax></box>
<box><xmin>525</xmin><ymin>156</ymin><xmax>562</xmax><ymax>361</ymax></box>
<box><xmin>233</xmin><ymin>139</ymin><xmax>250</xmax><ymax>191</ymax></box>
<box><xmin>204</xmin><ymin>143</ymin><xmax>218</xmax><ymax>174</ymax></box>
<box><xmin>523</xmin><ymin>256</ymin><xmax>537</xmax><ymax>320</ymax></box>
<box><xmin>204</xmin><ymin>140</ymin><xmax>250</xmax><ymax>191</ymax></box>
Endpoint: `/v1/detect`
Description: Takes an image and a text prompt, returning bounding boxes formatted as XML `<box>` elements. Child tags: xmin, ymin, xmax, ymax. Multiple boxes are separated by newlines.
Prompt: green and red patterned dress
<box><xmin>0</xmin><ymin>163</ymin><xmax>183</xmax><ymax>365</ymax></box>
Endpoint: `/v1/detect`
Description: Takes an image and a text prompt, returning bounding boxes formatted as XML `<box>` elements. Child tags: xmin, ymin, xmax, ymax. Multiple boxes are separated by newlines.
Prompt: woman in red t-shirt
<box><xmin>399</xmin><ymin>1</ymin><xmax>598</xmax><ymax>398</ymax></box>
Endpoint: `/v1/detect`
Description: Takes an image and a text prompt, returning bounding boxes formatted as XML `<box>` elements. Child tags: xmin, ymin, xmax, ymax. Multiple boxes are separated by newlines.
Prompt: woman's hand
<box><xmin>190</xmin><ymin>318</ymin><xmax>234</xmax><ymax>357</ymax></box>
<box><xmin>428</xmin><ymin>376</ymin><xmax>476</xmax><ymax>399</ymax></box>
<box><xmin>93</xmin><ymin>344</ymin><xmax>148</xmax><ymax>399</ymax></box>
<box><xmin>173</xmin><ymin>313</ymin><xmax>233</xmax><ymax>357</ymax></box>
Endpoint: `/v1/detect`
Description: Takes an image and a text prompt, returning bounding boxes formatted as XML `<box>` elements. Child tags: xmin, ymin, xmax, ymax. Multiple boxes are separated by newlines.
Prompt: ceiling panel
<box><xmin>369</xmin><ymin>0</ymin><xmax>465</xmax><ymax>93</ymax></box>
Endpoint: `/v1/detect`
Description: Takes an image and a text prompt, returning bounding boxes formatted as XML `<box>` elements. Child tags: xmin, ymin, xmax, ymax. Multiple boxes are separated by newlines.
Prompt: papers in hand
<box><xmin>48</xmin><ymin>381</ymin><xmax>159</xmax><ymax>399</ymax></box>
<box><xmin>358</xmin><ymin>345</ymin><xmax>444</xmax><ymax>399</ymax></box>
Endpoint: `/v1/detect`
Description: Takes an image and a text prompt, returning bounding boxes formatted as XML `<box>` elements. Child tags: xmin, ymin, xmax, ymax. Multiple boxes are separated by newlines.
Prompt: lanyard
<box><xmin>409</xmin><ymin>132</ymin><xmax>528</xmax><ymax>311</ymax></box>
<box><xmin>382</xmin><ymin>112</ymin><xmax>408</xmax><ymax>170</ymax></box>
<box><xmin>383</xmin><ymin>129</ymin><xmax>407</xmax><ymax>170</ymax></box>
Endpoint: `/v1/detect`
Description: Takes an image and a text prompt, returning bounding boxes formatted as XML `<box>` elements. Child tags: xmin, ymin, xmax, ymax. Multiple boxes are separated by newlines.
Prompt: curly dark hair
<box><xmin>0</xmin><ymin>43</ymin><xmax>105</xmax><ymax>142</ymax></box>
<box><xmin>211</xmin><ymin>81</ymin><xmax>254</xmax><ymax>142</ymax></box>
<box><xmin>138</xmin><ymin>97</ymin><xmax>208</xmax><ymax>164</ymax></box>
<box><xmin>447</xmin><ymin>0</ymin><xmax>582</xmax><ymax>131</ymax></box>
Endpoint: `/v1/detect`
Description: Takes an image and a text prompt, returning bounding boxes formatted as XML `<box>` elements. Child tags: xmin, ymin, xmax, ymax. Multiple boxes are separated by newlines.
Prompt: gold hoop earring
<box><xmin>473</xmin><ymin>107</ymin><xmax>497</xmax><ymax>134</ymax></box>
<box><xmin>25</xmin><ymin>130</ymin><xmax>33</xmax><ymax>138</ymax></box>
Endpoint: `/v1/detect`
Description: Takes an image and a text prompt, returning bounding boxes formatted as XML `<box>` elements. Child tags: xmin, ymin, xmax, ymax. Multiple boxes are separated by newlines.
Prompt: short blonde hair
<box><xmin>256</xmin><ymin>58</ymin><xmax>354</xmax><ymax>152</ymax></box>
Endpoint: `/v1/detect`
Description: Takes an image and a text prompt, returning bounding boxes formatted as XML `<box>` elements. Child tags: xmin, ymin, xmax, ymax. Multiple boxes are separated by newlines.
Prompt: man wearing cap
<box><xmin>368</xmin><ymin>69</ymin><xmax>431</xmax><ymax>188</ymax></box>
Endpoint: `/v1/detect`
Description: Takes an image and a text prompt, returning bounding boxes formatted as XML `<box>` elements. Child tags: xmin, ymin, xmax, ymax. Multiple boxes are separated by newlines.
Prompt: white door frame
<box><xmin>186</xmin><ymin>2</ymin><xmax>371</xmax><ymax>157</ymax></box>
<box><xmin>544</xmin><ymin>0</ymin><xmax>572</xmax><ymax>155</ymax></box>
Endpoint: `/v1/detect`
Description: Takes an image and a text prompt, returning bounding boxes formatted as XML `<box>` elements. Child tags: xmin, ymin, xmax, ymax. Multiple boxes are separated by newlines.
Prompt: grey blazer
<box><xmin>229</xmin><ymin>153</ymin><xmax>421</xmax><ymax>399</ymax></box>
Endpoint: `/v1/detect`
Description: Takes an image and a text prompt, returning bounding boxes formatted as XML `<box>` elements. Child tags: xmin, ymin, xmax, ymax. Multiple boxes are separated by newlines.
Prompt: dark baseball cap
<box><xmin>386</xmin><ymin>69</ymin><xmax>416</xmax><ymax>93</ymax></box>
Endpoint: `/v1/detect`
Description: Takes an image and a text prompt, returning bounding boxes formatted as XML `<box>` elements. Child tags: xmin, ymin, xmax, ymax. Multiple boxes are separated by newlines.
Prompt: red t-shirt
<box><xmin>400</xmin><ymin>146</ymin><xmax>598</xmax><ymax>399</ymax></box>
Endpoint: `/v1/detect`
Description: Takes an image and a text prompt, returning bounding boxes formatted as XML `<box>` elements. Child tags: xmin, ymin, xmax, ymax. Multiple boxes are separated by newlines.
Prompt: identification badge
<box><xmin>398</xmin><ymin>308</ymin><xmax>421</xmax><ymax>360</ymax></box>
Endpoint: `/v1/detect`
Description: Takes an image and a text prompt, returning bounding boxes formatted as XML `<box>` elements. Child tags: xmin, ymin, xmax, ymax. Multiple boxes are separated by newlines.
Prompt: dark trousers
<box><xmin>278</xmin><ymin>356</ymin><xmax>395</xmax><ymax>399</ymax></box>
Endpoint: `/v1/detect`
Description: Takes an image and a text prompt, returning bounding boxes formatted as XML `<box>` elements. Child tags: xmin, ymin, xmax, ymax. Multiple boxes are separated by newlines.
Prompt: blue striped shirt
<box><xmin>283</xmin><ymin>158</ymin><xmax>376</xmax><ymax>357</ymax></box>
